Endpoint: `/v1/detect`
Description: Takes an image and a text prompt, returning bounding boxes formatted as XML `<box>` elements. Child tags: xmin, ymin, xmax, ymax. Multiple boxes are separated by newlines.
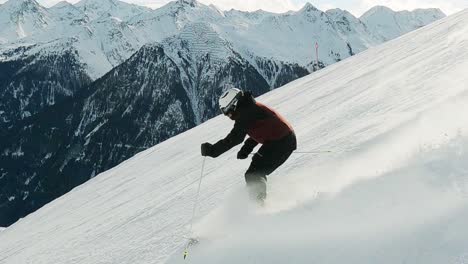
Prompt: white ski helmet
<box><xmin>219</xmin><ymin>88</ymin><xmax>243</xmax><ymax>115</ymax></box>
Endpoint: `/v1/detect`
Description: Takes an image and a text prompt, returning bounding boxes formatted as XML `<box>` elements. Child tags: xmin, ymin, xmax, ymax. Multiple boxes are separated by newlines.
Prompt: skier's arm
<box><xmin>243</xmin><ymin>137</ymin><xmax>258</xmax><ymax>150</ymax></box>
<box><xmin>237</xmin><ymin>137</ymin><xmax>258</xmax><ymax>159</ymax></box>
<box><xmin>209</xmin><ymin>123</ymin><xmax>247</xmax><ymax>157</ymax></box>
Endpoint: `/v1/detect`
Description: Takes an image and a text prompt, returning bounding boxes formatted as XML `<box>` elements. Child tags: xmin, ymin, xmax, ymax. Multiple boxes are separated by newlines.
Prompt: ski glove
<box><xmin>201</xmin><ymin>143</ymin><xmax>214</xmax><ymax>157</ymax></box>
<box><xmin>237</xmin><ymin>150</ymin><xmax>249</xmax><ymax>159</ymax></box>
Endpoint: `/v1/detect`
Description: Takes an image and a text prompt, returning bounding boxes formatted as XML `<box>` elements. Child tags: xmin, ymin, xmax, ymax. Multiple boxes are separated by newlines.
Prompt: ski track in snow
<box><xmin>1</xmin><ymin>9</ymin><xmax>468</xmax><ymax>264</ymax></box>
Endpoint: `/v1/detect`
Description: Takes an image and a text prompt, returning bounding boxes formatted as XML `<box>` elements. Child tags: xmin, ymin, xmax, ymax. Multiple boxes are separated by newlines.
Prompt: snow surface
<box><xmin>1</xmin><ymin>8</ymin><xmax>468</xmax><ymax>264</ymax></box>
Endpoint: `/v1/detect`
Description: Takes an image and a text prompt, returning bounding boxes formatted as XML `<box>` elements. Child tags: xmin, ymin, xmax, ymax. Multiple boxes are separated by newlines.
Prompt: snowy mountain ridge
<box><xmin>0</xmin><ymin>0</ymin><xmax>446</xmax><ymax>78</ymax></box>
<box><xmin>0</xmin><ymin>9</ymin><xmax>467</xmax><ymax>264</ymax></box>
<box><xmin>0</xmin><ymin>0</ymin><xmax>445</xmax><ymax>127</ymax></box>
<box><xmin>74</xmin><ymin>0</ymin><xmax>151</xmax><ymax>21</ymax></box>
<box><xmin>360</xmin><ymin>5</ymin><xmax>446</xmax><ymax>41</ymax></box>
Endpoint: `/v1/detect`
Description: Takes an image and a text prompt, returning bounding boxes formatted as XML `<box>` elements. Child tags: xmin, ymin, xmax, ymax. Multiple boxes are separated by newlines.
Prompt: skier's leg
<box><xmin>246</xmin><ymin>176</ymin><xmax>267</xmax><ymax>203</ymax></box>
<box><xmin>244</xmin><ymin>151</ymin><xmax>291</xmax><ymax>202</ymax></box>
<box><xmin>245</xmin><ymin>156</ymin><xmax>268</xmax><ymax>203</ymax></box>
<box><xmin>244</xmin><ymin>134</ymin><xmax>296</xmax><ymax>202</ymax></box>
<box><xmin>255</xmin><ymin>132</ymin><xmax>296</xmax><ymax>175</ymax></box>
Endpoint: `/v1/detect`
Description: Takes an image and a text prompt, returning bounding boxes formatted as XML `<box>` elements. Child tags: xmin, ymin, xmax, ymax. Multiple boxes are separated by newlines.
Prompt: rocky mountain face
<box><xmin>0</xmin><ymin>0</ymin><xmax>446</xmax><ymax>226</ymax></box>
<box><xmin>0</xmin><ymin>42</ymin><xmax>92</xmax><ymax>129</ymax></box>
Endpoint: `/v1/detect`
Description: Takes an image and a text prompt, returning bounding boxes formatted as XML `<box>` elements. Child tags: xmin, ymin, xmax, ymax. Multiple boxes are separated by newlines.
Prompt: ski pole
<box><xmin>249</xmin><ymin>150</ymin><xmax>333</xmax><ymax>157</ymax></box>
<box><xmin>293</xmin><ymin>150</ymin><xmax>333</xmax><ymax>154</ymax></box>
<box><xmin>184</xmin><ymin>156</ymin><xmax>207</xmax><ymax>259</ymax></box>
<box><xmin>294</xmin><ymin>148</ymin><xmax>362</xmax><ymax>154</ymax></box>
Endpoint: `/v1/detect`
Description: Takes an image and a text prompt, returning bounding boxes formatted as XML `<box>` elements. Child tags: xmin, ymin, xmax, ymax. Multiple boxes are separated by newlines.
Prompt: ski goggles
<box><xmin>220</xmin><ymin>101</ymin><xmax>237</xmax><ymax>115</ymax></box>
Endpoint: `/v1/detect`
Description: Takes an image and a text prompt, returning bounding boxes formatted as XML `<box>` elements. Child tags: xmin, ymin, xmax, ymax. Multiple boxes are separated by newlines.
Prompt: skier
<box><xmin>200</xmin><ymin>88</ymin><xmax>297</xmax><ymax>204</ymax></box>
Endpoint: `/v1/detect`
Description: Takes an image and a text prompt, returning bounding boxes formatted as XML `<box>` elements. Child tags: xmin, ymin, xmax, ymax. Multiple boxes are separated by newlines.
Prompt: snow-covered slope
<box><xmin>1</xmin><ymin>8</ymin><xmax>468</xmax><ymax>264</ymax></box>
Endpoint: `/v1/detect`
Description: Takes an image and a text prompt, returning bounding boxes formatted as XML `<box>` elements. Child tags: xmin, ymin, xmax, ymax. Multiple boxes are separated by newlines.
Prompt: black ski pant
<box><xmin>244</xmin><ymin>132</ymin><xmax>297</xmax><ymax>197</ymax></box>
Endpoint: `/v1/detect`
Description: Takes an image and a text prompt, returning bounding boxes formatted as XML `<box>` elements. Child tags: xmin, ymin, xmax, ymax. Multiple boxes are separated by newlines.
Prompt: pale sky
<box><xmin>1</xmin><ymin>0</ymin><xmax>467</xmax><ymax>16</ymax></box>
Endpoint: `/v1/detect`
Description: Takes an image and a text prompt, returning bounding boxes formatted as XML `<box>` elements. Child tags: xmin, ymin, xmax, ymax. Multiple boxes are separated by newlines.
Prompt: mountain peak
<box><xmin>370</xmin><ymin>5</ymin><xmax>393</xmax><ymax>11</ymax></box>
<box><xmin>51</xmin><ymin>1</ymin><xmax>74</xmax><ymax>9</ymax></box>
<box><xmin>4</xmin><ymin>0</ymin><xmax>39</xmax><ymax>4</ymax></box>
<box><xmin>74</xmin><ymin>0</ymin><xmax>149</xmax><ymax>20</ymax></box>
<box><xmin>75</xmin><ymin>0</ymin><xmax>118</xmax><ymax>8</ymax></box>
<box><xmin>326</xmin><ymin>8</ymin><xmax>348</xmax><ymax>16</ymax></box>
<box><xmin>326</xmin><ymin>8</ymin><xmax>359</xmax><ymax>22</ymax></box>
<box><xmin>176</xmin><ymin>0</ymin><xmax>198</xmax><ymax>7</ymax></box>
<box><xmin>157</xmin><ymin>0</ymin><xmax>216</xmax><ymax>19</ymax></box>
<box><xmin>1</xmin><ymin>0</ymin><xmax>42</xmax><ymax>11</ymax></box>
<box><xmin>299</xmin><ymin>2</ymin><xmax>319</xmax><ymax>13</ymax></box>
<box><xmin>360</xmin><ymin>5</ymin><xmax>395</xmax><ymax>18</ymax></box>
<box><xmin>0</xmin><ymin>0</ymin><xmax>50</xmax><ymax>41</ymax></box>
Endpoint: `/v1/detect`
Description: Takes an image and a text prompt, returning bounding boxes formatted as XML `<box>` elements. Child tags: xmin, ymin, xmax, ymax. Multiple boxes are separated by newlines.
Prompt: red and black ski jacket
<box><xmin>210</xmin><ymin>92</ymin><xmax>295</xmax><ymax>157</ymax></box>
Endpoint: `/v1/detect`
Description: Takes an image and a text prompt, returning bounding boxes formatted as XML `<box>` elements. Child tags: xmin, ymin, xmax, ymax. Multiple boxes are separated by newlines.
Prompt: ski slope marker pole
<box><xmin>184</xmin><ymin>156</ymin><xmax>207</xmax><ymax>259</ymax></box>
<box><xmin>315</xmin><ymin>41</ymin><xmax>319</xmax><ymax>68</ymax></box>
